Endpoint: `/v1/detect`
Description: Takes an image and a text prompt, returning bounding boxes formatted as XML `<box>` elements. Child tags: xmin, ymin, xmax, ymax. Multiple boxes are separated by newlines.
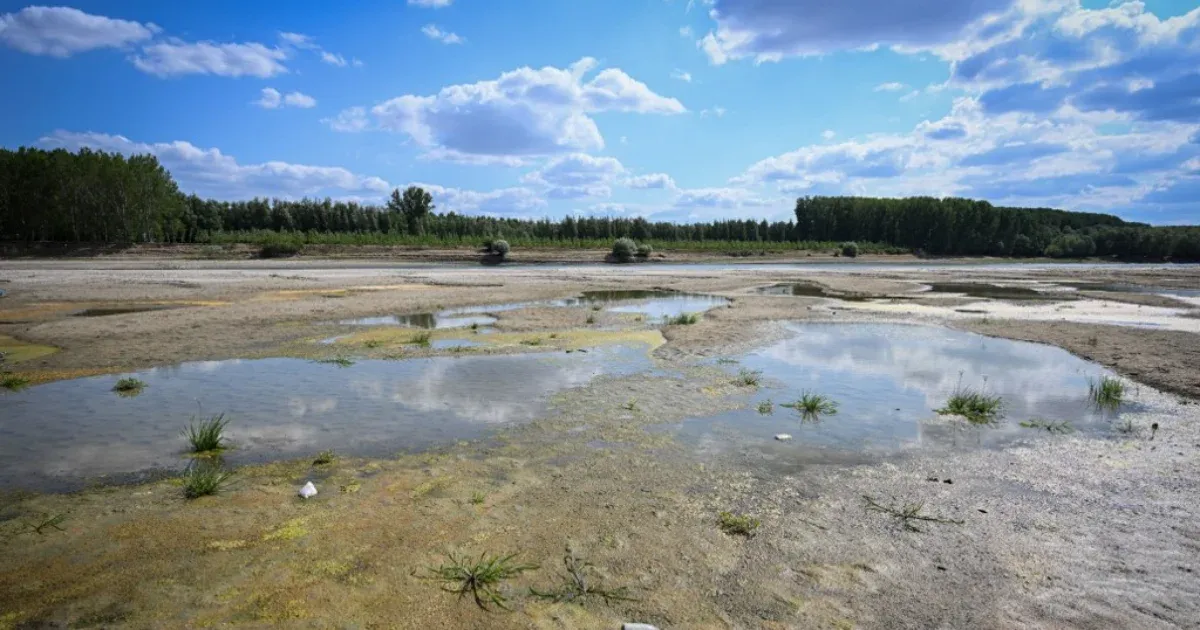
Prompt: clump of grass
<box><xmin>364</xmin><ymin>339</ymin><xmax>384</xmax><ymax>349</ymax></box>
<box><xmin>591</xmin><ymin>304</ymin><xmax>602</xmax><ymax>311</ymax></box>
<box><xmin>426</xmin><ymin>552</ymin><xmax>538</xmax><ymax>610</ymax></box>
<box><xmin>184</xmin><ymin>413</ymin><xmax>230</xmax><ymax>454</ymax></box>
<box><xmin>756</xmin><ymin>400</ymin><xmax>774</xmax><ymax>415</ymax></box>
<box><xmin>782</xmin><ymin>392</ymin><xmax>839</xmax><ymax>420</ymax></box>
<box><xmin>520</xmin><ymin>338</ymin><xmax>543</xmax><ymax>346</ymax></box>
<box><xmin>316</xmin><ymin>357</ymin><xmax>354</xmax><ymax>367</ymax></box>
<box><xmin>1088</xmin><ymin>375</ymin><xmax>1125</xmax><ymax>410</ymax></box>
<box><xmin>530</xmin><ymin>554</ymin><xmax>637</xmax><ymax>603</ymax></box>
<box><xmin>112</xmin><ymin>377</ymin><xmax>146</xmax><ymax>396</ymax></box>
<box><xmin>469</xmin><ymin>491</ymin><xmax>486</xmax><ymax>505</ymax></box>
<box><xmin>622</xmin><ymin>399</ymin><xmax>638</xmax><ymax>411</ymax></box>
<box><xmin>411</xmin><ymin>332</ymin><xmax>433</xmax><ymax>348</ymax></box>
<box><xmin>716</xmin><ymin>357</ymin><xmax>738</xmax><ymax>365</ymax></box>
<box><xmin>666</xmin><ymin>312</ymin><xmax>699</xmax><ymax>325</ymax></box>
<box><xmin>585</xmin><ymin>315</ymin><xmax>596</xmax><ymax>324</ymax></box>
<box><xmin>1019</xmin><ymin>418</ymin><xmax>1074</xmax><ymax>434</ymax></box>
<box><xmin>863</xmin><ymin>495</ymin><xmax>964</xmax><ymax>532</ymax></box>
<box><xmin>312</xmin><ymin>449</ymin><xmax>336</xmax><ymax>465</ymax></box>
<box><xmin>936</xmin><ymin>385</ymin><xmax>1003</xmax><ymax>425</ymax></box>
<box><xmin>718</xmin><ymin>511</ymin><xmax>760</xmax><ymax>537</ymax></box>
<box><xmin>735</xmin><ymin>369</ymin><xmax>762</xmax><ymax>387</ymax></box>
<box><xmin>1</xmin><ymin>372</ymin><xmax>30</xmax><ymax>391</ymax></box>
<box><xmin>182</xmin><ymin>462</ymin><xmax>235</xmax><ymax>499</ymax></box>
<box><xmin>469</xmin><ymin>322</ymin><xmax>480</xmax><ymax>331</ymax></box>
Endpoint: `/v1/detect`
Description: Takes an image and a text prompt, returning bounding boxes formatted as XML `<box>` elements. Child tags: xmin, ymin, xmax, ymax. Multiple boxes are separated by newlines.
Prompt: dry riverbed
<box><xmin>1</xmin><ymin>258</ymin><xmax>1199</xmax><ymax>629</ymax></box>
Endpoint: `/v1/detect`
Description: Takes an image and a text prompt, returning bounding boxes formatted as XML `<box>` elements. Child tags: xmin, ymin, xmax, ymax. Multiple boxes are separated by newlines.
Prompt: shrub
<box><xmin>636</xmin><ymin>243</ymin><xmax>653</xmax><ymax>258</ymax></box>
<box><xmin>112</xmin><ymin>377</ymin><xmax>146</xmax><ymax>394</ymax></box>
<box><xmin>841</xmin><ymin>242</ymin><xmax>859</xmax><ymax>258</ymax></box>
<box><xmin>717</xmin><ymin>511</ymin><xmax>760</xmax><ymax>536</ymax></box>
<box><xmin>612</xmin><ymin>237</ymin><xmax>637</xmax><ymax>262</ymax></box>
<box><xmin>491</xmin><ymin>239</ymin><xmax>510</xmax><ymax>259</ymax></box>
<box><xmin>259</xmin><ymin>242</ymin><xmax>301</xmax><ymax>258</ymax></box>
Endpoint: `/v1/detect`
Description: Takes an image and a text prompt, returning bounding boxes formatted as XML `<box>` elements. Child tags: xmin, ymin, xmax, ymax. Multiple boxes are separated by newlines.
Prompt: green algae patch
<box><xmin>263</xmin><ymin>517</ymin><xmax>310</xmax><ymax>542</ymax></box>
<box><xmin>0</xmin><ymin>334</ymin><xmax>58</xmax><ymax>363</ymax></box>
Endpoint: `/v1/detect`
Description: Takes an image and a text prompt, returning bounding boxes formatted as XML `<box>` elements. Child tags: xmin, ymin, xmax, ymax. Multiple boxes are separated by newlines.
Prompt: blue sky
<box><xmin>2</xmin><ymin>0</ymin><xmax>1198</xmax><ymax>225</ymax></box>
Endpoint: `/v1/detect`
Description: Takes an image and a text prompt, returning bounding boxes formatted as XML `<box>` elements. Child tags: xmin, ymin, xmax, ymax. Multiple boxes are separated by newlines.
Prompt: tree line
<box><xmin>2</xmin><ymin>146</ymin><xmax>1197</xmax><ymax>259</ymax></box>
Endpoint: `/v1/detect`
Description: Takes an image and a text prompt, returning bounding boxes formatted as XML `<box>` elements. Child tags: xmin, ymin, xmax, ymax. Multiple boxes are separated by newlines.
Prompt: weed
<box><xmin>756</xmin><ymin>400</ymin><xmax>774</xmax><ymax>415</ymax></box>
<box><xmin>591</xmin><ymin>304</ymin><xmax>602</xmax><ymax>311</ymax></box>
<box><xmin>469</xmin><ymin>491</ymin><xmax>486</xmax><ymax>505</ymax></box>
<box><xmin>470</xmin><ymin>322</ymin><xmax>480</xmax><ymax>331</ymax></box>
<box><xmin>0</xmin><ymin>372</ymin><xmax>30</xmax><ymax>391</ymax></box>
<box><xmin>782</xmin><ymin>392</ymin><xmax>839</xmax><ymax>420</ymax></box>
<box><xmin>530</xmin><ymin>554</ymin><xmax>637</xmax><ymax>603</ymax></box>
<box><xmin>666</xmin><ymin>312</ymin><xmax>699</xmax><ymax>325</ymax></box>
<box><xmin>622</xmin><ymin>399</ymin><xmax>638</xmax><ymax>411</ymax></box>
<box><xmin>863</xmin><ymin>495</ymin><xmax>964</xmax><ymax>532</ymax></box>
<box><xmin>426</xmin><ymin>552</ymin><xmax>538</xmax><ymax>610</ymax></box>
<box><xmin>585</xmin><ymin>315</ymin><xmax>595</xmax><ymax>324</ymax></box>
<box><xmin>29</xmin><ymin>513</ymin><xmax>67</xmax><ymax>534</ymax></box>
<box><xmin>936</xmin><ymin>382</ymin><xmax>1003</xmax><ymax>425</ymax></box>
<box><xmin>364</xmin><ymin>339</ymin><xmax>383</xmax><ymax>349</ymax></box>
<box><xmin>411</xmin><ymin>332</ymin><xmax>433</xmax><ymax>348</ymax></box>
<box><xmin>182</xmin><ymin>462</ymin><xmax>235</xmax><ymax>499</ymax></box>
<box><xmin>316</xmin><ymin>357</ymin><xmax>354</xmax><ymax>367</ymax></box>
<box><xmin>312</xmin><ymin>449</ymin><xmax>336</xmax><ymax>465</ymax></box>
<box><xmin>717</xmin><ymin>511</ymin><xmax>760</xmax><ymax>537</ymax></box>
<box><xmin>549</xmin><ymin>333</ymin><xmax>558</xmax><ymax>339</ymax></box>
<box><xmin>112</xmin><ymin>377</ymin><xmax>146</xmax><ymax>395</ymax></box>
<box><xmin>520</xmin><ymin>338</ymin><xmax>543</xmax><ymax>346</ymax></box>
<box><xmin>1019</xmin><ymin>418</ymin><xmax>1074</xmax><ymax>434</ymax></box>
<box><xmin>1088</xmin><ymin>375</ymin><xmax>1124</xmax><ymax>410</ymax></box>
<box><xmin>735</xmin><ymin>369</ymin><xmax>763</xmax><ymax>387</ymax></box>
<box><xmin>184</xmin><ymin>413</ymin><xmax>230</xmax><ymax>454</ymax></box>
<box><xmin>716</xmin><ymin>357</ymin><xmax>738</xmax><ymax>365</ymax></box>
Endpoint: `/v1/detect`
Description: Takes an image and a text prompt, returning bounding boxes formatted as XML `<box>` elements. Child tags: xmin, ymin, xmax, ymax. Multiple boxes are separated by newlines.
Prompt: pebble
<box><xmin>298</xmin><ymin>481</ymin><xmax>318</xmax><ymax>499</ymax></box>
<box><xmin>774</xmin><ymin>434</ymin><xmax>793</xmax><ymax>441</ymax></box>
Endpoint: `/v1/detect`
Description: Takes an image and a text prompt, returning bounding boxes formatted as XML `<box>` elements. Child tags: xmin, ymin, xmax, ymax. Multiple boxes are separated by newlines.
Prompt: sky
<box><xmin>1</xmin><ymin>0</ymin><xmax>1199</xmax><ymax>225</ymax></box>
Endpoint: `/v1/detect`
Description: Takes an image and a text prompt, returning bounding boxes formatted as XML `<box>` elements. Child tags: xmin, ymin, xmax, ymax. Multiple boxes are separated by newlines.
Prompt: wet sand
<box><xmin>1</xmin><ymin>258</ymin><xmax>1199</xmax><ymax>628</ymax></box>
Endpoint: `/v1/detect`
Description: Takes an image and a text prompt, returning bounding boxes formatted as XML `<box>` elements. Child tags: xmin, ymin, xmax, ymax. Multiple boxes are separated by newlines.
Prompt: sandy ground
<box><xmin>2</xmin><ymin>258</ymin><xmax>1200</xmax><ymax>629</ymax></box>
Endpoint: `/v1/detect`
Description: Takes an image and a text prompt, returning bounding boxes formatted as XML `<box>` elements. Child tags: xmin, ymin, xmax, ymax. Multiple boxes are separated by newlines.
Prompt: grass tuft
<box><xmin>936</xmin><ymin>384</ymin><xmax>1003</xmax><ymax>425</ymax></box>
<box><xmin>585</xmin><ymin>314</ymin><xmax>596</xmax><ymax>324</ymax></box>
<box><xmin>364</xmin><ymin>339</ymin><xmax>383</xmax><ymax>349</ymax></box>
<box><xmin>717</xmin><ymin>511</ymin><xmax>760</xmax><ymax>537</ymax></box>
<box><xmin>1088</xmin><ymin>375</ymin><xmax>1124</xmax><ymax>410</ymax></box>
<box><xmin>735</xmin><ymin>369</ymin><xmax>762</xmax><ymax>387</ymax></box>
<box><xmin>312</xmin><ymin>449</ymin><xmax>336</xmax><ymax>465</ymax></box>
<box><xmin>756</xmin><ymin>400</ymin><xmax>774</xmax><ymax>415</ymax></box>
<box><xmin>29</xmin><ymin>513</ymin><xmax>67</xmax><ymax>535</ymax></box>
<box><xmin>112</xmin><ymin>377</ymin><xmax>146</xmax><ymax>396</ymax></box>
<box><xmin>1</xmin><ymin>372</ymin><xmax>30</xmax><ymax>391</ymax></box>
<box><xmin>184</xmin><ymin>413</ymin><xmax>230</xmax><ymax>454</ymax></box>
<box><xmin>530</xmin><ymin>554</ymin><xmax>637</xmax><ymax>603</ymax></box>
<box><xmin>781</xmin><ymin>392</ymin><xmax>839</xmax><ymax>421</ymax></box>
<box><xmin>426</xmin><ymin>552</ymin><xmax>538</xmax><ymax>610</ymax></box>
<box><xmin>411</xmin><ymin>332</ymin><xmax>433</xmax><ymax>348</ymax></box>
<box><xmin>665</xmin><ymin>312</ymin><xmax>699</xmax><ymax>326</ymax></box>
<box><xmin>182</xmin><ymin>462</ymin><xmax>235</xmax><ymax>499</ymax></box>
<box><xmin>863</xmin><ymin>495</ymin><xmax>964</xmax><ymax>532</ymax></box>
<box><xmin>1019</xmin><ymin>418</ymin><xmax>1074</xmax><ymax>434</ymax></box>
<box><xmin>316</xmin><ymin>357</ymin><xmax>354</xmax><ymax>367</ymax></box>
<box><xmin>469</xmin><ymin>491</ymin><xmax>486</xmax><ymax>505</ymax></box>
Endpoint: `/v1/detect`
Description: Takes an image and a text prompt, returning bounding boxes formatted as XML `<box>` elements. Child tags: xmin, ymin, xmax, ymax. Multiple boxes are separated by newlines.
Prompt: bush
<box><xmin>636</xmin><ymin>243</ymin><xmax>653</xmax><ymax>258</ymax></box>
<box><xmin>491</xmin><ymin>239</ymin><xmax>510</xmax><ymax>259</ymax></box>
<box><xmin>840</xmin><ymin>242</ymin><xmax>859</xmax><ymax>258</ymax></box>
<box><xmin>612</xmin><ymin>237</ymin><xmax>637</xmax><ymax>262</ymax></box>
<box><xmin>259</xmin><ymin>242</ymin><xmax>301</xmax><ymax>258</ymax></box>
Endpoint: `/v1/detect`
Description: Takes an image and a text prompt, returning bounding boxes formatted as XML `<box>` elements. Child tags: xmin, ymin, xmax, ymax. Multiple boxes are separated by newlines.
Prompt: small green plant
<box><xmin>756</xmin><ymin>400</ymin><xmax>774</xmax><ymax>415</ymax></box>
<box><xmin>1</xmin><ymin>372</ymin><xmax>30</xmax><ymax>391</ymax></box>
<box><xmin>666</xmin><ymin>312</ymin><xmax>699</xmax><ymax>325</ymax></box>
<box><xmin>182</xmin><ymin>462</ymin><xmax>235</xmax><ymax>499</ymax></box>
<box><xmin>622</xmin><ymin>399</ymin><xmax>638</xmax><ymax>411</ymax></box>
<box><xmin>184</xmin><ymin>413</ymin><xmax>230</xmax><ymax>454</ymax></box>
<box><xmin>1088</xmin><ymin>375</ymin><xmax>1124</xmax><ymax>410</ymax></box>
<box><xmin>469</xmin><ymin>491</ymin><xmax>486</xmax><ymax>505</ymax></box>
<box><xmin>717</xmin><ymin>511</ymin><xmax>760</xmax><ymax>537</ymax></box>
<box><xmin>735</xmin><ymin>369</ymin><xmax>762</xmax><ymax>387</ymax></box>
<box><xmin>312</xmin><ymin>449</ymin><xmax>336</xmax><ymax>465</ymax></box>
<box><xmin>936</xmin><ymin>385</ymin><xmax>1003</xmax><ymax>425</ymax></box>
<box><xmin>591</xmin><ymin>304</ymin><xmax>602</xmax><ymax>311</ymax></box>
<box><xmin>29</xmin><ymin>513</ymin><xmax>67</xmax><ymax>535</ymax></box>
<box><xmin>520</xmin><ymin>338</ymin><xmax>543</xmax><ymax>346</ymax></box>
<box><xmin>530</xmin><ymin>554</ymin><xmax>637</xmax><ymax>603</ymax></box>
<box><xmin>411</xmin><ymin>332</ymin><xmax>433</xmax><ymax>348</ymax></box>
<box><xmin>1019</xmin><ymin>418</ymin><xmax>1074</xmax><ymax>434</ymax></box>
<box><xmin>470</xmin><ymin>322</ymin><xmax>480</xmax><ymax>330</ymax></box>
<box><xmin>716</xmin><ymin>357</ymin><xmax>738</xmax><ymax>365</ymax></box>
<box><xmin>782</xmin><ymin>392</ymin><xmax>839</xmax><ymax>420</ymax></box>
<box><xmin>364</xmin><ymin>339</ymin><xmax>383</xmax><ymax>349</ymax></box>
<box><xmin>585</xmin><ymin>315</ymin><xmax>595</xmax><ymax>324</ymax></box>
<box><xmin>426</xmin><ymin>552</ymin><xmax>538</xmax><ymax>610</ymax></box>
<box><xmin>316</xmin><ymin>357</ymin><xmax>354</xmax><ymax>367</ymax></box>
<box><xmin>863</xmin><ymin>495</ymin><xmax>964</xmax><ymax>532</ymax></box>
<box><xmin>112</xmin><ymin>377</ymin><xmax>146</xmax><ymax>395</ymax></box>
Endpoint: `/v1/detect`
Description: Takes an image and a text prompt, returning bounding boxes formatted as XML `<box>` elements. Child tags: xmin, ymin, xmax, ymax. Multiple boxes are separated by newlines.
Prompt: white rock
<box><xmin>774</xmin><ymin>433</ymin><xmax>793</xmax><ymax>441</ymax></box>
<box><xmin>298</xmin><ymin>481</ymin><xmax>318</xmax><ymax>499</ymax></box>
<box><xmin>623</xmin><ymin>625</ymin><xmax>660</xmax><ymax>630</ymax></box>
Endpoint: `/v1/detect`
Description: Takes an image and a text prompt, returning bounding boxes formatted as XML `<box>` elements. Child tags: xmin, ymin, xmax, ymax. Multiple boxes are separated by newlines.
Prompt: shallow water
<box><xmin>1067</xmin><ymin>283</ymin><xmax>1200</xmax><ymax>298</ymax></box>
<box><xmin>924</xmin><ymin>282</ymin><xmax>1063</xmax><ymax>301</ymax></box>
<box><xmin>0</xmin><ymin>345</ymin><xmax>654</xmax><ymax>491</ymax></box>
<box><xmin>665</xmin><ymin>323</ymin><xmax>1130</xmax><ymax>462</ymax></box>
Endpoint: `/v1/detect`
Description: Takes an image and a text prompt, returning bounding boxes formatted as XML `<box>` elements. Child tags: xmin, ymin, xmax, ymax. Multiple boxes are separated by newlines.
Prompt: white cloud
<box><xmin>321</xmin><ymin>51</ymin><xmax>347</xmax><ymax>66</ymax></box>
<box><xmin>411</xmin><ymin>183</ymin><xmax>546</xmax><ymax>217</ymax></box>
<box><xmin>335</xmin><ymin>57</ymin><xmax>684</xmax><ymax>163</ymax></box>
<box><xmin>278</xmin><ymin>32</ymin><xmax>315</xmax><ymax>49</ymax></box>
<box><xmin>254</xmin><ymin>87</ymin><xmax>283</xmax><ymax>109</ymax></box>
<box><xmin>322</xmin><ymin>107</ymin><xmax>369</xmax><ymax>132</ymax></box>
<box><xmin>671</xmin><ymin>69</ymin><xmax>693</xmax><ymax>82</ymax></box>
<box><xmin>132</xmin><ymin>40</ymin><xmax>289</xmax><ymax>77</ymax></box>
<box><xmin>679</xmin><ymin>26</ymin><xmax>693</xmax><ymax>37</ymax></box>
<box><xmin>874</xmin><ymin>82</ymin><xmax>907</xmax><ymax>92</ymax></box>
<box><xmin>700</xmin><ymin>106</ymin><xmax>726</xmax><ymax>118</ymax></box>
<box><xmin>421</xmin><ymin>24</ymin><xmax>464</xmax><ymax>44</ymax></box>
<box><xmin>0</xmin><ymin>5</ymin><xmax>157</xmax><ymax>57</ymax></box>
<box><xmin>40</xmin><ymin>130</ymin><xmax>391</xmax><ymax>200</ymax></box>
<box><xmin>523</xmin><ymin>153</ymin><xmax>625</xmax><ymax>198</ymax></box>
<box><xmin>627</xmin><ymin>173</ymin><xmax>677</xmax><ymax>189</ymax></box>
<box><xmin>408</xmin><ymin>0</ymin><xmax>454</xmax><ymax>6</ymax></box>
<box><xmin>822</xmin><ymin>130</ymin><xmax>836</xmax><ymax>140</ymax></box>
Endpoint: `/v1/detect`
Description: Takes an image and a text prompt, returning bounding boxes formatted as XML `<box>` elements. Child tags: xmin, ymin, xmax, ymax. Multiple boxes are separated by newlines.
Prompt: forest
<box><xmin>2</xmin><ymin>146</ymin><xmax>1198</xmax><ymax>259</ymax></box>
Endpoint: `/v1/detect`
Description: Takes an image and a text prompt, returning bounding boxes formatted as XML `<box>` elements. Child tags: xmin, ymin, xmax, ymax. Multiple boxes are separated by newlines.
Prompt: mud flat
<box><xmin>1</xmin><ymin>258</ymin><xmax>1199</xmax><ymax>628</ymax></box>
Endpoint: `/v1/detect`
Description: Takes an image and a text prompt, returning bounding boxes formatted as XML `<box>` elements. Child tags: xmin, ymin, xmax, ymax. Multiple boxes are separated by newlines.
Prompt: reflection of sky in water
<box><xmin>0</xmin><ymin>346</ymin><xmax>652</xmax><ymax>490</ymax></box>
<box><xmin>670</xmin><ymin>323</ymin><xmax>1124</xmax><ymax>458</ymax></box>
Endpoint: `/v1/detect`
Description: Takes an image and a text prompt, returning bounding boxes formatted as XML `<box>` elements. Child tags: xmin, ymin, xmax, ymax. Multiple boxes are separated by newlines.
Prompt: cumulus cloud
<box><xmin>253</xmin><ymin>88</ymin><xmax>316</xmax><ymax>109</ymax></box>
<box><xmin>40</xmin><ymin>130</ymin><xmax>391</xmax><ymax>200</ymax></box>
<box><xmin>522</xmin><ymin>153</ymin><xmax>625</xmax><ymax>199</ymax></box>
<box><xmin>627</xmin><ymin>173</ymin><xmax>677</xmax><ymax>189</ymax></box>
<box><xmin>411</xmin><ymin>183</ymin><xmax>547</xmax><ymax>217</ymax></box>
<box><xmin>0</xmin><ymin>5</ymin><xmax>157</xmax><ymax>57</ymax></box>
<box><xmin>421</xmin><ymin>24</ymin><xmax>463</xmax><ymax>44</ymax></box>
<box><xmin>698</xmin><ymin>0</ymin><xmax>1014</xmax><ymax>64</ymax></box>
<box><xmin>322</xmin><ymin>107</ymin><xmax>369</xmax><ymax>132</ymax></box>
<box><xmin>332</xmin><ymin>57</ymin><xmax>684</xmax><ymax>163</ymax></box>
<box><xmin>132</xmin><ymin>40</ymin><xmax>289</xmax><ymax>77</ymax></box>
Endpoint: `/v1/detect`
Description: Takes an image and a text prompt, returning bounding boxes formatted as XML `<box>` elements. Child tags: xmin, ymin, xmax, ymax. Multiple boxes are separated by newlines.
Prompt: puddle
<box><xmin>665</xmin><ymin>323</ymin><xmax>1132</xmax><ymax>463</ymax></box>
<box><xmin>756</xmin><ymin>283</ymin><xmax>873</xmax><ymax>301</ymax></box>
<box><xmin>73</xmin><ymin>306</ymin><xmax>179</xmax><ymax>317</ymax></box>
<box><xmin>576</xmin><ymin>290</ymin><xmax>730</xmax><ymax>318</ymax></box>
<box><xmin>924</xmin><ymin>283</ymin><xmax>1063</xmax><ymax>301</ymax></box>
<box><xmin>339</xmin><ymin>312</ymin><xmax>497</xmax><ymax>329</ymax></box>
<box><xmin>0</xmin><ymin>344</ymin><xmax>654</xmax><ymax>491</ymax></box>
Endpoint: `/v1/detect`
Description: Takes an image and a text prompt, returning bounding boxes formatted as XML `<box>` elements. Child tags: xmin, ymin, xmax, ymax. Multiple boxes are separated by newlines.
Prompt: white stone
<box><xmin>299</xmin><ymin>481</ymin><xmax>318</xmax><ymax>499</ymax></box>
<box><xmin>774</xmin><ymin>433</ymin><xmax>793</xmax><ymax>441</ymax></box>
